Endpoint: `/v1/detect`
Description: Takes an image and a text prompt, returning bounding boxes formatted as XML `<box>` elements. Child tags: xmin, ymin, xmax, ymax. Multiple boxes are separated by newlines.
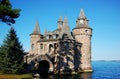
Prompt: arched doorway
<box><xmin>37</xmin><ymin>60</ymin><xmax>50</xmax><ymax>74</ymax></box>
<box><xmin>49</xmin><ymin>44</ymin><xmax>54</xmax><ymax>53</ymax></box>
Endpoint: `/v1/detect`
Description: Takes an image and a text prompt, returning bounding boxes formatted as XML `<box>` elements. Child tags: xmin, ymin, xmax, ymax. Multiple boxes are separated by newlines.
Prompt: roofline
<box><xmin>30</xmin><ymin>33</ymin><xmax>43</xmax><ymax>36</ymax></box>
<box><xmin>72</xmin><ymin>26</ymin><xmax>92</xmax><ymax>31</ymax></box>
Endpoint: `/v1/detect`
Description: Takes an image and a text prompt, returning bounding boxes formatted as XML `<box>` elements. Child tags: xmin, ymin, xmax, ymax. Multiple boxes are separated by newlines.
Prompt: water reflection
<box><xmin>36</xmin><ymin>73</ymin><xmax>92</xmax><ymax>79</ymax></box>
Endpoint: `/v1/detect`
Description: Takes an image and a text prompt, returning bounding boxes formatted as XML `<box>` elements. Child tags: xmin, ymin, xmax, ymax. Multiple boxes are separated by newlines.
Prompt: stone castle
<box><xmin>25</xmin><ymin>9</ymin><xmax>93</xmax><ymax>73</ymax></box>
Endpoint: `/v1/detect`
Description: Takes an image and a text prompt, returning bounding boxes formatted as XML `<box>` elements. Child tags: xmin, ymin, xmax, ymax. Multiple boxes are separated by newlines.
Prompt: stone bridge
<box><xmin>24</xmin><ymin>52</ymin><xmax>58</xmax><ymax>73</ymax></box>
<box><xmin>24</xmin><ymin>36</ymin><xmax>82</xmax><ymax>74</ymax></box>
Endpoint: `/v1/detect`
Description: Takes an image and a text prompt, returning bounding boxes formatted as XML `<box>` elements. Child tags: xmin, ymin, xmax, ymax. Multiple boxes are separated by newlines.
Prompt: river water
<box><xmin>34</xmin><ymin>61</ymin><xmax>120</xmax><ymax>79</ymax></box>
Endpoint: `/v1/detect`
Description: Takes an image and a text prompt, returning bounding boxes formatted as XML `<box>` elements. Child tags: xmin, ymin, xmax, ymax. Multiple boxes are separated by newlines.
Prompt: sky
<box><xmin>0</xmin><ymin>0</ymin><xmax>120</xmax><ymax>60</ymax></box>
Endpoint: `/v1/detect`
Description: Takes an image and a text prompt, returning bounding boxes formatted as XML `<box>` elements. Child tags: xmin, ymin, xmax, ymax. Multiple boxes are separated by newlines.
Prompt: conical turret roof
<box><xmin>58</xmin><ymin>16</ymin><xmax>62</xmax><ymax>22</ymax></box>
<box><xmin>79</xmin><ymin>8</ymin><xmax>86</xmax><ymax>19</ymax></box>
<box><xmin>31</xmin><ymin>20</ymin><xmax>41</xmax><ymax>35</ymax></box>
<box><xmin>57</xmin><ymin>16</ymin><xmax>63</xmax><ymax>29</ymax></box>
<box><xmin>73</xmin><ymin>8</ymin><xmax>91</xmax><ymax>29</ymax></box>
<box><xmin>59</xmin><ymin>16</ymin><xmax>73</xmax><ymax>39</ymax></box>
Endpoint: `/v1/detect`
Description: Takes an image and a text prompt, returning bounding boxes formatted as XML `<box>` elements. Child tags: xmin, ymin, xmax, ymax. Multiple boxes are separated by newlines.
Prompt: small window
<box><xmin>40</xmin><ymin>44</ymin><xmax>43</xmax><ymax>49</ymax></box>
<box><xmin>53</xmin><ymin>34</ymin><xmax>56</xmax><ymax>39</ymax></box>
<box><xmin>56</xmin><ymin>34</ymin><xmax>59</xmax><ymax>38</ymax></box>
<box><xmin>49</xmin><ymin>44</ymin><xmax>53</xmax><ymax>53</ymax></box>
<box><xmin>46</xmin><ymin>35</ymin><xmax>49</xmax><ymax>39</ymax></box>
<box><xmin>85</xmin><ymin>30</ymin><xmax>88</xmax><ymax>32</ymax></box>
<box><xmin>49</xmin><ymin>35</ymin><xmax>52</xmax><ymax>39</ymax></box>
<box><xmin>31</xmin><ymin>44</ymin><xmax>34</xmax><ymax>50</ymax></box>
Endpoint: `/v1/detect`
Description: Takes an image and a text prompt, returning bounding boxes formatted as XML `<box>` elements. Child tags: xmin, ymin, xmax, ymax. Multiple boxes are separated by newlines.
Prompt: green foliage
<box><xmin>0</xmin><ymin>27</ymin><xmax>24</xmax><ymax>74</ymax></box>
<box><xmin>0</xmin><ymin>0</ymin><xmax>21</xmax><ymax>25</ymax></box>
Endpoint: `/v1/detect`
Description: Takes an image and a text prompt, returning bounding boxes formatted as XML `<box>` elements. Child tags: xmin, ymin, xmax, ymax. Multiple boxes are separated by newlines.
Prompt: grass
<box><xmin>0</xmin><ymin>73</ymin><xmax>33</xmax><ymax>79</ymax></box>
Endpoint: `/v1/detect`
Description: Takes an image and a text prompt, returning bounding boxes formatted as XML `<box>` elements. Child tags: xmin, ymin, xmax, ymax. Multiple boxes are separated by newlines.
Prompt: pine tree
<box><xmin>0</xmin><ymin>0</ymin><xmax>21</xmax><ymax>25</ymax></box>
<box><xmin>0</xmin><ymin>27</ymin><xmax>24</xmax><ymax>74</ymax></box>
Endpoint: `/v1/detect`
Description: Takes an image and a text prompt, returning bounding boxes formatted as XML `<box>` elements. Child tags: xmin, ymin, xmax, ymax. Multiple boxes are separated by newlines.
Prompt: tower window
<box><xmin>85</xmin><ymin>30</ymin><xmax>88</xmax><ymax>32</ymax></box>
<box><xmin>31</xmin><ymin>44</ymin><xmax>34</xmax><ymax>50</ymax></box>
<box><xmin>40</xmin><ymin>44</ymin><xmax>43</xmax><ymax>49</ymax></box>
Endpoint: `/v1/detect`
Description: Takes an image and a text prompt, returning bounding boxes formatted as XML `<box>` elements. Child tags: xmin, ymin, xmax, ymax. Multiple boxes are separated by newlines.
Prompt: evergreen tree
<box><xmin>0</xmin><ymin>27</ymin><xmax>24</xmax><ymax>74</ymax></box>
<box><xmin>0</xmin><ymin>0</ymin><xmax>21</xmax><ymax>25</ymax></box>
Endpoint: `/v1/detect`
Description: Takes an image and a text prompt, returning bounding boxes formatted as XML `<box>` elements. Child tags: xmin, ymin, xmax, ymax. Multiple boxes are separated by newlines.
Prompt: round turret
<box><xmin>30</xmin><ymin>21</ymin><xmax>42</xmax><ymax>54</ymax></box>
<box><xmin>72</xmin><ymin>9</ymin><xmax>93</xmax><ymax>72</ymax></box>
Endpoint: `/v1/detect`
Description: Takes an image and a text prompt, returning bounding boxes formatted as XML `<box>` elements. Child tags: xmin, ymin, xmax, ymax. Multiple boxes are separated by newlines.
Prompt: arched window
<box><xmin>49</xmin><ymin>44</ymin><xmax>53</xmax><ymax>53</ymax></box>
<box><xmin>49</xmin><ymin>35</ymin><xmax>52</xmax><ymax>39</ymax></box>
<box><xmin>40</xmin><ymin>44</ymin><xmax>43</xmax><ymax>49</ymax></box>
<box><xmin>56</xmin><ymin>34</ymin><xmax>59</xmax><ymax>38</ymax></box>
<box><xmin>54</xmin><ymin>43</ymin><xmax>57</xmax><ymax>48</ymax></box>
<box><xmin>31</xmin><ymin>44</ymin><xmax>34</xmax><ymax>50</ymax></box>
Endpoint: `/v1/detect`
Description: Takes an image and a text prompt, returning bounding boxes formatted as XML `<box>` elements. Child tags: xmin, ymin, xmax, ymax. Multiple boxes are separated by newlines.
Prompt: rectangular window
<box><xmin>31</xmin><ymin>44</ymin><xmax>34</xmax><ymax>50</ymax></box>
<box><xmin>40</xmin><ymin>44</ymin><xmax>43</xmax><ymax>49</ymax></box>
<box><xmin>46</xmin><ymin>35</ymin><xmax>49</xmax><ymax>39</ymax></box>
<box><xmin>53</xmin><ymin>35</ymin><xmax>56</xmax><ymax>39</ymax></box>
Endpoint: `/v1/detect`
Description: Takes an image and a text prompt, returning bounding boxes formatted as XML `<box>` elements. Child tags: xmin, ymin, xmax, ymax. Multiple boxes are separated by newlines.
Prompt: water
<box><xmin>92</xmin><ymin>61</ymin><xmax>120</xmax><ymax>79</ymax></box>
<box><xmin>36</xmin><ymin>61</ymin><xmax>120</xmax><ymax>79</ymax></box>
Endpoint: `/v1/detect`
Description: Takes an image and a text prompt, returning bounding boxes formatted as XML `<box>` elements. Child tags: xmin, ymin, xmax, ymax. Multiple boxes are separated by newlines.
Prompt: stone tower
<box><xmin>30</xmin><ymin>20</ymin><xmax>43</xmax><ymax>54</ymax></box>
<box><xmin>72</xmin><ymin>9</ymin><xmax>92</xmax><ymax>72</ymax></box>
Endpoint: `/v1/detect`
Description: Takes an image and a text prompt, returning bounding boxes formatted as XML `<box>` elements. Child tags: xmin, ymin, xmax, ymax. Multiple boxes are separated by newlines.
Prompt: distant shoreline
<box><xmin>92</xmin><ymin>60</ymin><xmax>120</xmax><ymax>62</ymax></box>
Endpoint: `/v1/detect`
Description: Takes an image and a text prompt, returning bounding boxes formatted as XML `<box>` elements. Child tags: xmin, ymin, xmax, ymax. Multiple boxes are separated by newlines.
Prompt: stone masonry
<box><xmin>25</xmin><ymin>9</ymin><xmax>93</xmax><ymax>73</ymax></box>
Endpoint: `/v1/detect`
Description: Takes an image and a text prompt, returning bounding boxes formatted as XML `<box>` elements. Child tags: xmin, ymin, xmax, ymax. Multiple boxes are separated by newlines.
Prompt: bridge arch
<box><xmin>37</xmin><ymin>59</ymin><xmax>53</xmax><ymax>73</ymax></box>
<box><xmin>34</xmin><ymin>54</ymin><xmax>54</xmax><ymax>73</ymax></box>
<box><xmin>37</xmin><ymin>60</ymin><xmax>50</xmax><ymax>74</ymax></box>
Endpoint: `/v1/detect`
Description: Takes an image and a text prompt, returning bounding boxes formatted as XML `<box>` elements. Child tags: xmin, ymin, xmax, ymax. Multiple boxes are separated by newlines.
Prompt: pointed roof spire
<box><xmin>64</xmin><ymin>16</ymin><xmax>68</xmax><ymax>23</ymax></box>
<box><xmin>33</xmin><ymin>20</ymin><xmax>40</xmax><ymax>34</ymax></box>
<box><xmin>74</xmin><ymin>9</ymin><xmax>90</xmax><ymax>28</ymax></box>
<box><xmin>63</xmin><ymin>16</ymin><xmax>69</xmax><ymax>30</ymax></box>
<box><xmin>63</xmin><ymin>16</ymin><xmax>69</xmax><ymax>28</ymax></box>
<box><xmin>58</xmin><ymin>16</ymin><xmax>63</xmax><ymax>29</ymax></box>
<box><xmin>79</xmin><ymin>8</ymin><xmax>86</xmax><ymax>19</ymax></box>
<box><xmin>59</xmin><ymin>16</ymin><xmax>73</xmax><ymax>39</ymax></box>
<box><xmin>58</xmin><ymin>16</ymin><xmax>62</xmax><ymax>22</ymax></box>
